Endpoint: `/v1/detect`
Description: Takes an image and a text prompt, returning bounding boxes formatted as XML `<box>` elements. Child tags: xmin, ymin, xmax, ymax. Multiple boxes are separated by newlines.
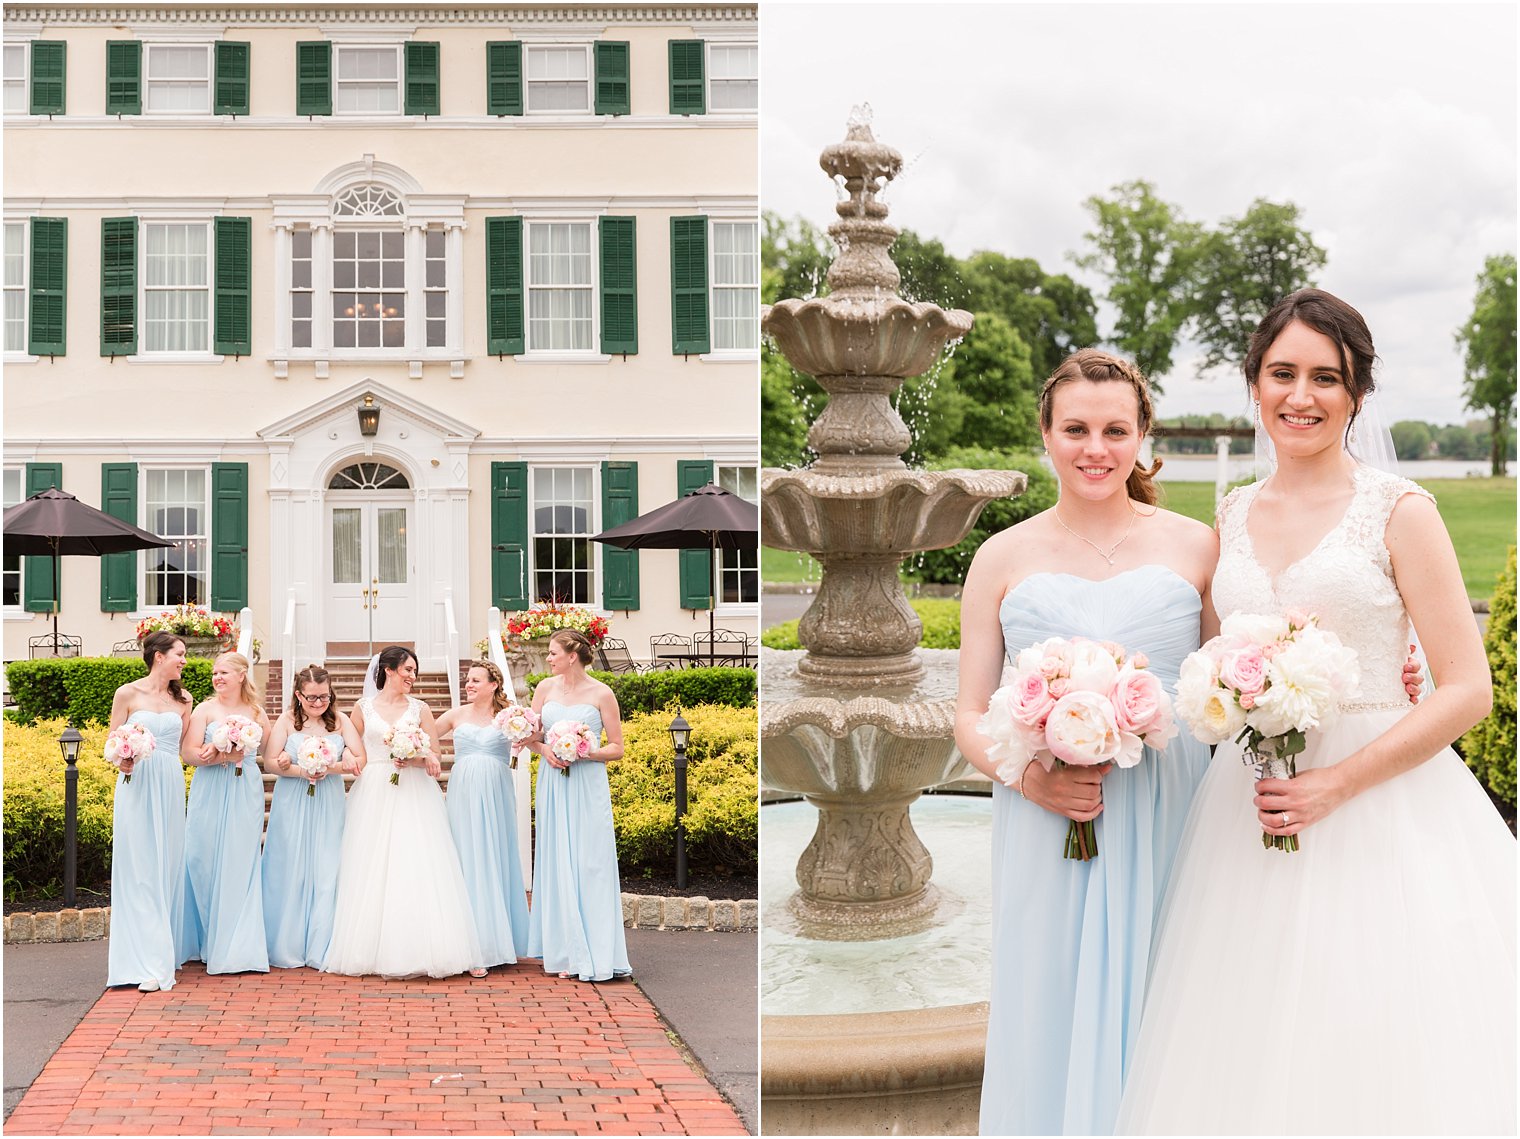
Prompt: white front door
<box><xmin>326</xmin><ymin>495</ymin><xmax>414</xmax><ymax>652</ymax></box>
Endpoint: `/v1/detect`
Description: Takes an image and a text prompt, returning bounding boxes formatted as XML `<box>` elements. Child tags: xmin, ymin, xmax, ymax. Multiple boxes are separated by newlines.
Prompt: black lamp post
<box><xmin>668</xmin><ymin>713</ymin><xmax>691</xmax><ymax>889</ymax></box>
<box><xmin>58</xmin><ymin>720</ymin><xmax>83</xmax><ymax>907</ymax></box>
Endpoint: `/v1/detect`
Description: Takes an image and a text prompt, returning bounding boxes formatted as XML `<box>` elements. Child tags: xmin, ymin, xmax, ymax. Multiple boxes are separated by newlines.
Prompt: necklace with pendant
<box><xmin>1054</xmin><ymin>504</ymin><xmax>1137</xmax><ymax>566</ymax></box>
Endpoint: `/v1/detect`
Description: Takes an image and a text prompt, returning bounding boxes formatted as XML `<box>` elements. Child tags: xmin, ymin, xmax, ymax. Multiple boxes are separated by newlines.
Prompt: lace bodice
<box><xmin>1213</xmin><ymin>464</ymin><xmax>1432</xmax><ymax>708</ymax></box>
<box><xmin>358</xmin><ymin>695</ymin><xmax>423</xmax><ymax>763</ymax></box>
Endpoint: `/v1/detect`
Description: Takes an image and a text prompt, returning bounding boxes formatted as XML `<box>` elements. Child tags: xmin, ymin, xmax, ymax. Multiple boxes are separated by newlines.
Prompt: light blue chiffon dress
<box><xmin>979</xmin><ymin>566</ymin><xmax>1211</xmax><ymax>1136</ymax></box>
<box><xmin>182</xmin><ymin>720</ymin><xmax>269</xmax><ymax>974</ymax></box>
<box><xmin>527</xmin><ymin>701</ymin><xmax>631</xmax><ymax>981</ymax></box>
<box><xmin>261</xmin><ymin>730</ymin><xmax>346</xmax><ymax>968</ymax></box>
<box><xmin>447</xmin><ymin>722</ymin><xmax>530</xmax><ymax>967</ymax></box>
<box><xmin>106</xmin><ymin>709</ymin><xmax>191</xmax><ymax>990</ymax></box>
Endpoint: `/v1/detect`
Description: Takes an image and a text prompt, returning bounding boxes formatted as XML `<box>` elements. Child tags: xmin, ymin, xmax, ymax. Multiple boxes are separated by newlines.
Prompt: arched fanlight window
<box><xmin>328</xmin><ymin>462</ymin><xmax>410</xmax><ymax>490</ymax></box>
<box><xmin>333</xmin><ymin>184</ymin><xmax>404</xmax><ymax>220</ymax></box>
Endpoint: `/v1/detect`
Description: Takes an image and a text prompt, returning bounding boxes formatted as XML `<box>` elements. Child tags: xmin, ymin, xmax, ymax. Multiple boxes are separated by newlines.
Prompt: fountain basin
<box><xmin>763</xmin><ymin>295</ymin><xmax>973</xmax><ymax>380</ymax></box>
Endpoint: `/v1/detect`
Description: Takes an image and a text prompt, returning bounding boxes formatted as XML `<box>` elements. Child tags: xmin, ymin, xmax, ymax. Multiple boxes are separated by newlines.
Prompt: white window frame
<box><xmin>2</xmin><ymin>466</ymin><xmax>23</xmax><ymax>611</ymax></box>
<box><xmin>528</xmin><ymin>464</ymin><xmax>601</xmax><ymax>609</ymax></box>
<box><xmin>3</xmin><ymin>219</ymin><xmax>29</xmax><ymax>360</ymax></box>
<box><xmin>138</xmin><ymin>219</ymin><xmax>214</xmax><ymax>359</ymax></box>
<box><xmin>524</xmin><ymin>43</ymin><xmax>593</xmax><ymax>115</ymax></box>
<box><xmin>143</xmin><ymin>42</ymin><xmax>213</xmax><ymax>115</ymax></box>
<box><xmin>524</xmin><ymin>218</ymin><xmax>599</xmax><ymax>357</ymax></box>
<box><xmin>139</xmin><ymin>466</ymin><xmax>211</xmax><ymax>611</ymax></box>
<box><xmin>704</xmin><ymin>216</ymin><xmax>760</xmax><ymax>361</ymax></box>
<box><xmin>715</xmin><ymin>463</ymin><xmax>759</xmax><ymax>615</ymax></box>
<box><xmin>331</xmin><ymin>226</ymin><xmax>407</xmax><ymax>351</ymax></box>
<box><xmin>3</xmin><ymin>41</ymin><xmax>28</xmax><ymax>115</ymax></box>
<box><xmin>333</xmin><ymin>42</ymin><xmax>403</xmax><ymax>117</ymax></box>
<box><xmin>423</xmin><ymin>227</ymin><xmax>447</xmax><ymax>349</ymax></box>
<box><xmin>706</xmin><ymin>41</ymin><xmax>758</xmax><ymax>114</ymax></box>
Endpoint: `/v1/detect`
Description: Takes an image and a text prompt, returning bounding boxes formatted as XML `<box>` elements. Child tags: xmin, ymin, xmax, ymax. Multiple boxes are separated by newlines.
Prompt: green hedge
<box><xmin>524</xmin><ymin>666</ymin><xmax>755</xmax><ymax>714</ymax></box>
<box><xmin>4</xmin><ymin>657</ymin><xmax>214</xmax><ymax>726</ymax></box>
<box><xmin>762</xmin><ymin>597</ymin><xmax>963</xmax><ymax>650</ymax></box>
<box><xmin>4</xmin><ymin>719</ymin><xmax>118</xmax><ymax>901</ymax></box>
<box><xmin>1463</xmin><ymin>546</ymin><xmax>1516</xmax><ymax>807</ymax></box>
<box><xmin>915</xmin><ymin>447</ymin><xmax>1058</xmax><ymax>586</ymax></box>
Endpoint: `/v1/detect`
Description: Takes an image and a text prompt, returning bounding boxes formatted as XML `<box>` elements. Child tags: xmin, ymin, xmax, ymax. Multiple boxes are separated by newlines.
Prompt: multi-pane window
<box><xmin>3</xmin><ymin>222</ymin><xmax>24</xmax><ymax>353</ymax></box>
<box><xmin>712</xmin><ymin>221</ymin><xmax>759</xmax><ymax>351</ymax></box>
<box><xmin>143</xmin><ymin>223</ymin><xmax>210</xmax><ymax>353</ymax></box>
<box><xmin>144</xmin><ymin>468</ymin><xmax>208</xmax><ymax>607</ymax></box>
<box><xmin>290</xmin><ymin>227</ymin><xmax>313</xmax><ymax>348</ymax></box>
<box><xmin>708</xmin><ymin>43</ymin><xmax>758</xmax><ymax>112</ymax></box>
<box><xmin>144</xmin><ymin>44</ymin><xmax>211</xmax><ymax>113</ymax></box>
<box><xmin>718</xmin><ymin>465</ymin><xmax>759</xmax><ymax>603</ymax></box>
<box><xmin>335</xmin><ymin>45</ymin><xmax>401</xmax><ymax>114</ymax></box>
<box><xmin>527</xmin><ymin>222</ymin><xmax>593</xmax><ymax>351</ymax></box>
<box><xmin>531</xmin><ymin>466</ymin><xmax>594</xmax><ymax>604</ymax></box>
<box><xmin>3</xmin><ymin>44</ymin><xmax>25</xmax><ymax>113</ymax></box>
<box><xmin>525</xmin><ymin>45</ymin><xmax>590</xmax><ymax>112</ymax></box>
<box><xmin>333</xmin><ymin>230</ymin><xmax>405</xmax><ymax>348</ymax></box>
<box><xmin>2</xmin><ymin>468</ymin><xmax>21</xmax><ymax>606</ymax></box>
<box><xmin>425</xmin><ymin>228</ymin><xmax>446</xmax><ymax>348</ymax></box>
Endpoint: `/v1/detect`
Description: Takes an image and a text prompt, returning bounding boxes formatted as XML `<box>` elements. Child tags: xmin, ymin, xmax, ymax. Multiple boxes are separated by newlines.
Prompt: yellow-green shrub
<box><xmin>4</xmin><ymin>718</ymin><xmax>117</xmax><ymax>900</ymax></box>
<box><xmin>1463</xmin><ymin>546</ymin><xmax>1517</xmax><ymax>807</ymax></box>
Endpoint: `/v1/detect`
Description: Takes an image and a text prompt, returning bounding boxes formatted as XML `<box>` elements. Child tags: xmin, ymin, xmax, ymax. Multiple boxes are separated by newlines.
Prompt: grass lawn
<box><xmin>763</xmin><ymin>477</ymin><xmax>1515</xmax><ymax>601</ymax></box>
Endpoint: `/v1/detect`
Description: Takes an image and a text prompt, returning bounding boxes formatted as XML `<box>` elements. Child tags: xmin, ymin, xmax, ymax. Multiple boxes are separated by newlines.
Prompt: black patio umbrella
<box><xmin>592</xmin><ymin>483</ymin><xmax>759</xmax><ymax>665</ymax></box>
<box><xmin>3</xmin><ymin>487</ymin><xmax>176</xmax><ymax>647</ymax></box>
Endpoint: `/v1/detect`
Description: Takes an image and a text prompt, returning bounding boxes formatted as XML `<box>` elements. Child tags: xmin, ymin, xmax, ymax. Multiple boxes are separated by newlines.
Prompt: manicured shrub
<box><xmin>1463</xmin><ymin>546</ymin><xmax>1516</xmax><ymax>807</ymax></box>
<box><xmin>524</xmin><ymin>666</ymin><xmax>755</xmax><ymax>714</ymax></box>
<box><xmin>3</xmin><ymin>657</ymin><xmax>213</xmax><ymax>726</ymax></box>
<box><xmin>914</xmin><ymin>447</ymin><xmax>1058</xmax><ymax>586</ymax></box>
<box><xmin>3</xmin><ymin>718</ymin><xmax>117</xmax><ymax>901</ymax></box>
<box><xmin>762</xmin><ymin>597</ymin><xmax>963</xmax><ymax>650</ymax></box>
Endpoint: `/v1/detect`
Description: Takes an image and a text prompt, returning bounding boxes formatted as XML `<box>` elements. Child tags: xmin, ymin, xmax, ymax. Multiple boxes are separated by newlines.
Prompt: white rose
<box><xmin>1221</xmin><ymin>611</ymin><xmax>1291</xmax><ymax>647</ymax></box>
<box><xmin>1175</xmin><ymin>652</ymin><xmax>1232</xmax><ymax>743</ymax></box>
<box><xmin>1066</xmin><ymin>638</ymin><xmax>1120</xmax><ymax>695</ymax></box>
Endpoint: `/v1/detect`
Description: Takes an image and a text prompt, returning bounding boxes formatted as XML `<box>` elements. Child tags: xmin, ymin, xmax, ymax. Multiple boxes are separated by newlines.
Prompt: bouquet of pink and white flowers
<box><xmin>104</xmin><ymin>721</ymin><xmax>156</xmax><ymax>783</ymax></box>
<box><xmin>295</xmin><ymin>735</ymin><xmax>335</xmax><ymax>797</ymax></box>
<box><xmin>492</xmin><ymin>704</ymin><xmax>540</xmax><ymax>770</ymax></box>
<box><xmin>210</xmin><ymin>714</ymin><xmax>262</xmax><ymax>776</ymax></box>
<box><xmin>979</xmin><ymin>635</ymin><xmax>1177</xmax><ymax>860</ymax></box>
<box><xmin>1176</xmin><ymin>610</ymin><xmax>1359</xmax><ymax>852</ymax></box>
<box><xmin>383</xmin><ymin>722</ymin><xmax>430</xmax><ymax>786</ymax></box>
<box><xmin>544</xmin><ymin>720</ymin><xmax>595</xmax><ymax>777</ymax></box>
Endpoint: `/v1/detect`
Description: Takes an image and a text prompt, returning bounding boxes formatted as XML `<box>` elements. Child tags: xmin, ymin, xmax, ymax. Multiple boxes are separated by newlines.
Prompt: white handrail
<box><xmin>489</xmin><ymin>604</ymin><xmax>533</xmax><ymax>888</ymax></box>
<box><xmin>442</xmin><ymin>587</ymin><xmax>460</xmax><ymax>711</ymax></box>
<box><xmin>280</xmin><ymin>587</ymin><xmax>297</xmax><ymax>715</ymax></box>
<box><xmin>235</xmin><ymin>605</ymin><xmax>254</xmax><ymax>661</ymax></box>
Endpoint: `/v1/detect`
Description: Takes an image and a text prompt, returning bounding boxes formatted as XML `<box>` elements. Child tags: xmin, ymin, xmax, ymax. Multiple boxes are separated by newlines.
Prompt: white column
<box><xmin>271</xmin><ymin>223</ymin><xmax>292</xmax><ymax>355</ymax></box>
<box><xmin>445</xmin><ymin>221</ymin><xmax>465</xmax><ymax>357</ymax></box>
<box><xmin>1215</xmin><ymin>435</ymin><xmax>1231</xmax><ymax>506</ymax></box>
<box><xmin>405</xmin><ymin>221</ymin><xmax>426</xmax><ymax>359</ymax></box>
<box><xmin>312</xmin><ymin>224</ymin><xmax>333</xmax><ymax>355</ymax></box>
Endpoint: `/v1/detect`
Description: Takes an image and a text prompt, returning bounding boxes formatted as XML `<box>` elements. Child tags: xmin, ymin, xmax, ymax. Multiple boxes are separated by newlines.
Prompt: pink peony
<box><xmin>1009</xmin><ymin>671</ymin><xmax>1056</xmax><ymax>728</ymax></box>
<box><xmin>1111</xmin><ymin>664</ymin><xmax>1167</xmax><ymax>736</ymax></box>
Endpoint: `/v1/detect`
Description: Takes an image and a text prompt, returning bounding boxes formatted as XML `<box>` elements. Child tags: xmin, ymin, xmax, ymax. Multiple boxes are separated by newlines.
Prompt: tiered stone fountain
<box><xmin>759</xmin><ymin>112</ymin><xmax>1025</xmax><ymax>1134</ymax></box>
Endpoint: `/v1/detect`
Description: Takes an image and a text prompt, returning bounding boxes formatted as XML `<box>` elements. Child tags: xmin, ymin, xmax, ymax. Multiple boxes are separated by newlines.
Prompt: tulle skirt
<box><xmin>1116</xmin><ymin>708</ymin><xmax>1517</xmax><ymax>1135</ymax></box>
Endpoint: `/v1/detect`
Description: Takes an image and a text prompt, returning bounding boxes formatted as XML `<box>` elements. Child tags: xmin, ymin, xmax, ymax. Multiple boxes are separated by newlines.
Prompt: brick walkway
<box><xmin>5</xmin><ymin>962</ymin><xmax>748</xmax><ymax>1136</ymax></box>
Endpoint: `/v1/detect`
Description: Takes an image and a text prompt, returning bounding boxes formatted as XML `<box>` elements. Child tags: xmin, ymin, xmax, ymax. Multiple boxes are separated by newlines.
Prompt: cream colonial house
<box><xmin>2</xmin><ymin>1</ymin><xmax>759</xmax><ymax>683</ymax></box>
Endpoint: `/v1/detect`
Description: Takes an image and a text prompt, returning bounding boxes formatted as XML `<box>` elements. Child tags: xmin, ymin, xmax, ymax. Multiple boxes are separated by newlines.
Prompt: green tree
<box><xmin>762</xmin><ymin>211</ymin><xmax>833</xmax><ymax>304</ymax></box>
<box><xmin>1190</xmin><ymin>199</ymin><xmax>1327</xmax><ymax>374</ymax></box>
<box><xmin>761</xmin><ymin>347</ymin><xmax>811</xmax><ymax>468</ymax></box>
<box><xmin>962</xmin><ymin>252</ymin><xmax>1098</xmax><ymax>380</ymax></box>
<box><xmin>1072</xmin><ymin>180</ymin><xmax>1200</xmax><ymax>390</ymax></box>
<box><xmin>1434</xmin><ymin>423</ymin><xmax>1480</xmax><ymax>461</ymax></box>
<box><xmin>944</xmin><ymin>312</ymin><xmax>1040</xmax><ymax>453</ymax></box>
<box><xmin>1391</xmin><ymin>419</ymin><xmax>1434</xmax><ymax>461</ymax></box>
<box><xmin>889</xmin><ymin>229</ymin><xmax>969</xmax><ymax>310</ymax></box>
<box><xmin>1455</xmin><ymin>253</ymin><xmax>1517</xmax><ymax>477</ymax></box>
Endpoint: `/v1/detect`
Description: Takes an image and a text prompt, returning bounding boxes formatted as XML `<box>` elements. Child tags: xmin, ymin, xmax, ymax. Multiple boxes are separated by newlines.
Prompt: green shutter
<box><xmin>670</xmin><ymin>216</ymin><xmax>709</xmax><ymax>354</ymax></box>
<box><xmin>105</xmin><ymin>40</ymin><xmax>140</xmax><ymax>115</ymax></box>
<box><xmin>28</xmin><ymin>218</ymin><xmax>66</xmax><ymax>357</ymax></box>
<box><xmin>594</xmin><ymin>41</ymin><xmax>630</xmax><ymax>116</ymax></box>
<box><xmin>599</xmin><ymin>216</ymin><xmax>638</xmax><ymax>355</ymax></box>
<box><xmin>100</xmin><ymin>217</ymin><xmax>137</xmax><ymax>357</ymax></box>
<box><xmin>668</xmin><ymin>40</ymin><xmax>704</xmax><ymax>116</ymax></box>
<box><xmin>486</xmin><ymin>41</ymin><xmax>522</xmax><ymax>116</ymax></box>
<box><xmin>296</xmin><ymin>41</ymin><xmax>331</xmax><ymax>116</ymax></box>
<box><xmin>676</xmin><ymin>460</ymin><xmax>715</xmax><ymax>610</ymax></box>
<box><xmin>213</xmin><ymin>217</ymin><xmax>251</xmax><ymax>356</ymax></box>
<box><xmin>214</xmin><ymin>41</ymin><xmax>250</xmax><ymax>116</ymax></box>
<box><xmin>600</xmin><ymin>462</ymin><xmax>640</xmax><ymax>610</ymax></box>
<box><xmin>22</xmin><ymin>463</ymin><xmax>62</xmax><ymax>614</ymax></box>
<box><xmin>405</xmin><ymin>41</ymin><xmax>440</xmax><ymax>116</ymax></box>
<box><xmin>30</xmin><ymin>41</ymin><xmax>65</xmax><ymax>115</ymax></box>
<box><xmin>210</xmin><ymin>462</ymin><xmax>248</xmax><ymax>610</ymax></box>
<box><xmin>491</xmin><ymin>461</ymin><xmax>529</xmax><ymax>610</ymax></box>
<box><xmin>486</xmin><ymin>216</ymin><xmax>524</xmax><ymax>355</ymax></box>
<box><xmin>100</xmin><ymin>463</ymin><xmax>138</xmax><ymax>612</ymax></box>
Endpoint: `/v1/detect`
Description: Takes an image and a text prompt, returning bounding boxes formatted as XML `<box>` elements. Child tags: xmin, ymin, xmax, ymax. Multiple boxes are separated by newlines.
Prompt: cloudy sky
<box><xmin>761</xmin><ymin>2</ymin><xmax>1517</xmax><ymax>427</ymax></box>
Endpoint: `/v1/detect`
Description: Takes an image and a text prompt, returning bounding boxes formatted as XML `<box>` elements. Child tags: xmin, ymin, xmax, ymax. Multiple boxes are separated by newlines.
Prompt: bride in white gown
<box><xmin>1117</xmin><ymin>290</ymin><xmax>1515</xmax><ymax>1134</ymax></box>
<box><xmin>324</xmin><ymin>646</ymin><xmax>484</xmax><ymax>979</ymax></box>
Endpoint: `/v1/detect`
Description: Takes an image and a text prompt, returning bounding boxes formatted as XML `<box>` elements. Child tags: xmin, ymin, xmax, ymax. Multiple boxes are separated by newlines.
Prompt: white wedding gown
<box><xmin>323</xmin><ymin>696</ymin><xmax>483</xmax><ymax>978</ymax></box>
<box><xmin>1116</xmin><ymin>466</ymin><xmax>1516</xmax><ymax>1134</ymax></box>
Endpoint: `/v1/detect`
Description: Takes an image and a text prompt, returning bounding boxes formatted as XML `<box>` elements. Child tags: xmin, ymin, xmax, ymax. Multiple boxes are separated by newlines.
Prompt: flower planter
<box><xmin>141</xmin><ymin>635</ymin><xmax>225</xmax><ymax>658</ymax></box>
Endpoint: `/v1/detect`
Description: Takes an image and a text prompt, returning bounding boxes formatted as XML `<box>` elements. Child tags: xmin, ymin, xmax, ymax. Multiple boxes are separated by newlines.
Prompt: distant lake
<box><xmin>1149</xmin><ymin>455</ymin><xmax>1507</xmax><ymax>482</ymax></box>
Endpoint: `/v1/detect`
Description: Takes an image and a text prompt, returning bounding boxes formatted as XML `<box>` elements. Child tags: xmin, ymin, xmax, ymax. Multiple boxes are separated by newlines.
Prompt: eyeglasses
<box><xmin>299</xmin><ymin>692</ymin><xmax>332</xmax><ymax>704</ymax></box>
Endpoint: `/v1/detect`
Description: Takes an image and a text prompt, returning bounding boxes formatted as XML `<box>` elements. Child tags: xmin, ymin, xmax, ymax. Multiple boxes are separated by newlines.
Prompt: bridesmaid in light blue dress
<box><xmin>436</xmin><ymin>660</ymin><xmax>530</xmax><ymax>974</ymax></box>
<box><xmin>182</xmin><ymin>651</ymin><xmax>270</xmax><ymax>974</ymax></box>
<box><xmin>106</xmin><ymin>632</ymin><xmax>195</xmax><ymax>992</ymax></box>
<box><xmin>955</xmin><ymin>351</ymin><xmax>1218</xmax><ymax>1134</ymax></box>
<box><xmin>260</xmin><ymin>665</ymin><xmax>363</xmax><ymax>969</ymax></box>
<box><xmin>523</xmin><ymin>630</ymin><xmax>631</xmax><ymax>982</ymax></box>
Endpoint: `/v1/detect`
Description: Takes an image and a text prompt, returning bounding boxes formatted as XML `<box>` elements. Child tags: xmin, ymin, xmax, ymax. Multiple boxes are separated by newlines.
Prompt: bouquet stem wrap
<box><xmin>1243</xmin><ymin>732</ymin><xmax>1301</xmax><ymax>853</ymax></box>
